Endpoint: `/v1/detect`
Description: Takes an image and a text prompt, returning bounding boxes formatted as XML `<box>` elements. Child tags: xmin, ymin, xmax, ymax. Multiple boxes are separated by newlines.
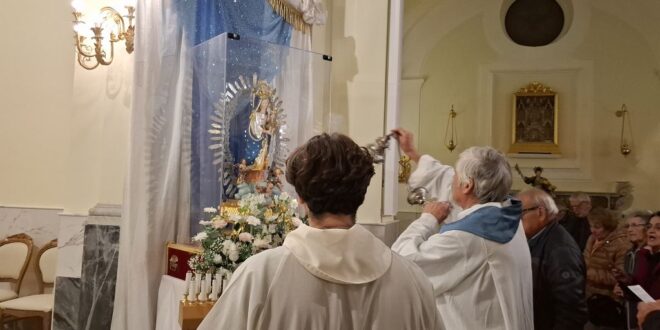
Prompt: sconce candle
<box><xmin>71</xmin><ymin>1</ymin><xmax>135</xmax><ymax>70</ymax></box>
<box><xmin>615</xmin><ymin>104</ymin><xmax>633</xmax><ymax>156</ymax></box>
<box><xmin>444</xmin><ymin>105</ymin><xmax>458</xmax><ymax>152</ymax></box>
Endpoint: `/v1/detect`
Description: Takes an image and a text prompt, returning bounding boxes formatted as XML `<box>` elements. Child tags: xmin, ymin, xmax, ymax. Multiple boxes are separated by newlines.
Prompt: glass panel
<box><xmin>191</xmin><ymin>33</ymin><xmax>331</xmax><ymax>233</ymax></box>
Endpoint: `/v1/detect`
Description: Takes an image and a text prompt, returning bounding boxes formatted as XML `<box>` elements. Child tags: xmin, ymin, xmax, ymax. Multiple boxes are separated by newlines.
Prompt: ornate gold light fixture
<box><xmin>615</xmin><ymin>104</ymin><xmax>633</xmax><ymax>156</ymax></box>
<box><xmin>444</xmin><ymin>105</ymin><xmax>458</xmax><ymax>152</ymax></box>
<box><xmin>71</xmin><ymin>0</ymin><xmax>135</xmax><ymax>70</ymax></box>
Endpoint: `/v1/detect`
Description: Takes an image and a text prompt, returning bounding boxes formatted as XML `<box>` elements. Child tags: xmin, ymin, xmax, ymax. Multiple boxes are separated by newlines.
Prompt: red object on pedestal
<box><xmin>166</xmin><ymin>243</ymin><xmax>202</xmax><ymax>280</ymax></box>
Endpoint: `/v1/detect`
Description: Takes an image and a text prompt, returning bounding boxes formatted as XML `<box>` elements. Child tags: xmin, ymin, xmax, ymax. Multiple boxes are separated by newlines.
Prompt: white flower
<box><xmin>238</xmin><ymin>232</ymin><xmax>254</xmax><ymax>242</ymax></box>
<box><xmin>229</xmin><ymin>214</ymin><xmax>242</xmax><ymax>222</ymax></box>
<box><xmin>212</xmin><ymin>219</ymin><xmax>228</xmax><ymax>229</ymax></box>
<box><xmin>266</xmin><ymin>213</ymin><xmax>279</xmax><ymax>222</ymax></box>
<box><xmin>280</xmin><ymin>192</ymin><xmax>290</xmax><ymax>200</ymax></box>
<box><xmin>204</xmin><ymin>207</ymin><xmax>218</xmax><ymax>213</ymax></box>
<box><xmin>213</xmin><ymin>254</ymin><xmax>223</xmax><ymax>264</ymax></box>
<box><xmin>253</xmin><ymin>238</ymin><xmax>269</xmax><ymax>249</ymax></box>
<box><xmin>268</xmin><ymin>224</ymin><xmax>278</xmax><ymax>233</ymax></box>
<box><xmin>199</xmin><ymin>220</ymin><xmax>213</xmax><ymax>225</ymax></box>
<box><xmin>228</xmin><ymin>250</ymin><xmax>239</xmax><ymax>262</ymax></box>
<box><xmin>222</xmin><ymin>240</ymin><xmax>233</xmax><ymax>254</ymax></box>
<box><xmin>192</xmin><ymin>232</ymin><xmax>208</xmax><ymax>241</ymax></box>
<box><xmin>290</xmin><ymin>198</ymin><xmax>298</xmax><ymax>209</ymax></box>
<box><xmin>292</xmin><ymin>217</ymin><xmax>303</xmax><ymax>227</ymax></box>
<box><xmin>246</xmin><ymin>216</ymin><xmax>261</xmax><ymax>226</ymax></box>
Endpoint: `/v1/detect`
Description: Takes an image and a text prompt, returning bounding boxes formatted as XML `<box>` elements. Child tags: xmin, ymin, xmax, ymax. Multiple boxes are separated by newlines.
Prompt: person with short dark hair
<box><xmin>199</xmin><ymin>133</ymin><xmax>440</xmax><ymax>330</ymax></box>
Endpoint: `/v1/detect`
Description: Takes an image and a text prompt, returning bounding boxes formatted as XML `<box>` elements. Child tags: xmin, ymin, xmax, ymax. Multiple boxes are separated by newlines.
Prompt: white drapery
<box><xmin>111</xmin><ymin>1</ymin><xmax>326</xmax><ymax>329</ymax></box>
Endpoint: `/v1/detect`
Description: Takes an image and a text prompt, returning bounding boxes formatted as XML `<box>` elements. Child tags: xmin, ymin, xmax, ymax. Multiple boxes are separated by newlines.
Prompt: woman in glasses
<box><xmin>614</xmin><ymin>210</ymin><xmax>653</xmax><ymax>329</ymax></box>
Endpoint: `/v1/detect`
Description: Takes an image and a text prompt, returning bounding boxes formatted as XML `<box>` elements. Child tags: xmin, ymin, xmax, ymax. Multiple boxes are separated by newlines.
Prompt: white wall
<box><xmin>402</xmin><ymin>0</ymin><xmax>660</xmax><ymax>211</ymax></box>
<box><xmin>0</xmin><ymin>0</ymin><xmax>132</xmax><ymax>214</ymax></box>
<box><xmin>0</xmin><ymin>0</ymin><xmax>74</xmax><ymax>209</ymax></box>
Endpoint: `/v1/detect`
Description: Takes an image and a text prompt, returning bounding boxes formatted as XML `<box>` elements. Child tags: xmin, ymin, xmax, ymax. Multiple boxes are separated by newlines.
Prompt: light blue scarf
<box><xmin>439</xmin><ymin>199</ymin><xmax>522</xmax><ymax>243</ymax></box>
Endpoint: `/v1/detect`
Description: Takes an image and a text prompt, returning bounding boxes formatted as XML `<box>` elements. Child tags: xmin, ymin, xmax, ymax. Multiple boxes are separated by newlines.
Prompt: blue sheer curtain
<box><xmin>185</xmin><ymin>0</ymin><xmax>293</xmax><ymax>235</ymax></box>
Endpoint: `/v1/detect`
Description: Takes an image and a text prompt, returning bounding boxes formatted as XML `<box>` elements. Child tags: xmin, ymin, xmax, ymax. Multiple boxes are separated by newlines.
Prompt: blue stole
<box><xmin>439</xmin><ymin>199</ymin><xmax>522</xmax><ymax>244</ymax></box>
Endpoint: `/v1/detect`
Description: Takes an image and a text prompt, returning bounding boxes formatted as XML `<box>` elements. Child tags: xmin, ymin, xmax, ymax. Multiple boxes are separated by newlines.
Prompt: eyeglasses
<box><xmin>646</xmin><ymin>224</ymin><xmax>660</xmax><ymax>230</ymax></box>
<box><xmin>521</xmin><ymin>206</ymin><xmax>540</xmax><ymax>216</ymax></box>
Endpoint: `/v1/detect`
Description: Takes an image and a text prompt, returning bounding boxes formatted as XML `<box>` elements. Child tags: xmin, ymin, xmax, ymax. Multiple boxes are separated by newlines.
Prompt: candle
<box><xmin>188</xmin><ymin>274</ymin><xmax>197</xmax><ymax>302</ymax></box>
<box><xmin>183</xmin><ymin>271</ymin><xmax>192</xmax><ymax>299</ymax></box>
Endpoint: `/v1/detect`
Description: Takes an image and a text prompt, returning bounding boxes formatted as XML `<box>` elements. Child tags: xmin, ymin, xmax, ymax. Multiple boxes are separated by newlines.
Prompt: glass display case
<box><xmin>190</xmin><ymin>33</ymin><xmax>331</xmax><ymax>233</ymax></box>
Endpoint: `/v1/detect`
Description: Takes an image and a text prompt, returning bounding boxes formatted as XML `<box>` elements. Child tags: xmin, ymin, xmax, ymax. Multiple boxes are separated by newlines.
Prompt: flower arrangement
<box><xmin>188</xmin><ymin>192</ymin><xmax>303</xmax><ymax>274</ymax></box>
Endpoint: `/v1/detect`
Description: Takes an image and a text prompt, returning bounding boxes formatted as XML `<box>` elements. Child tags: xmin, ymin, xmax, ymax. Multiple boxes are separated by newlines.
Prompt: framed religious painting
<box><xmin>509</xmin><ymin>82</ymin><xmax>561</xmax><ymax>154</ymax></box>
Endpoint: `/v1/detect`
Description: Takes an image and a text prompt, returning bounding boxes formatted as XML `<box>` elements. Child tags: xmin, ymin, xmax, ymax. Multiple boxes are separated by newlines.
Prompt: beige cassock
<box><xmin>392</xmin><ymin>155</ymin><xmax>535</xmax><ymax>330</ymax></box>
<box><xmin>198</xmin><ymin>223</ymin><xmax>441</xmax><ymax>330</ymax></box>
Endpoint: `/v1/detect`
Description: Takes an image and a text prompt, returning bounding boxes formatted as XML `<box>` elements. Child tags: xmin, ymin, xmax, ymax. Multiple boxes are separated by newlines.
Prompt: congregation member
<box><xmin>391</xmin><ymin>128</ymin><xmax>533</xmax><ymax>330</ymax></box>
<box><xmin>198</xmin><ymin>133</ymin><xmax>440</xmax><ymax>330</ymax></box>
<box><xmin>637</xmin><ymin>299</ymin><xmax>660</xmax><ymax>330</ymax></box>
<box><xmin>561</xmin><ymin>192</ymin><xmax>593</xmax><ymax>252</ymax></box>
<box><xmin>584</xmin><ymin>207</ymin><xmax>631</xmax><ymax>329</ymax></box>
<box><xmin>615</xmin><ymin>212</ymin><xmax>660</xmax><ymax>301</ymax></box>
<box><xmin>613</xmin><ymin>210</ymin><xmax>653</xmax><ymax>330</ymax></box>
<box><xmin>517</xmin><ymin>188</ymin><xmax>588</xmax><ymax>330</ymax></box>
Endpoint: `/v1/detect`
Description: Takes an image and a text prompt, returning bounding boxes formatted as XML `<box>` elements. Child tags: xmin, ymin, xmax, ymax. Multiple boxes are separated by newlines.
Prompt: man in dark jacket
<box><xmin>518</xmin><ymin>188</ymin><xmax>589</xmax><ymax>330</ymax></box>
<box><xmin>559</xmin><ymin>192</ymin><xmax>592</xmax><ymax>252</ymax></box>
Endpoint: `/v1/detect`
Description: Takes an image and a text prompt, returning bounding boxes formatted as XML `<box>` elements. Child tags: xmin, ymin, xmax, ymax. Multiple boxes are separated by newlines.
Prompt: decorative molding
<box><xmin>88</xmin><ymin>203</ymin><xmax>122</xmax><ymax>217</ymax></box>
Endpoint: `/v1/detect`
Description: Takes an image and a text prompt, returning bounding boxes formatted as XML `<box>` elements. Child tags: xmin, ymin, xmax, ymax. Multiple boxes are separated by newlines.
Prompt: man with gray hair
<box><xmin>391</xmin><ymin>128</ymin><xmax>533</xmax><ymax>330</ymax></box>
<box><xmin>518</xmin><ymin>188</ymin><xmax>588</xmax><ymax>330</ymax></box>
<box><xmin>561</xmin><ymin>192</ymin><xmax>593</xmax><ymax>251</ymax></box>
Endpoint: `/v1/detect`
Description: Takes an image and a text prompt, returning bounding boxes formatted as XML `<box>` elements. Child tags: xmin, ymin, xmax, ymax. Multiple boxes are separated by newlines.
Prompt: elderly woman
<box><xmin>614</xmin><ymin>211</ymin><xmax>653</xmax><ymax>329</ymax></box>
<box><xmin>629</xmin><ymin>212</ymin><xmax>660</xmax><ymax>298</ymax></box>
<box><xmin>584</xmin><ymin>207</ymin><xmax>631</xmax><ymax>329</ymax></box>
<box><xmin>198</xmin><ymin>133</ymin><xmax>440</xmax><ymax>330</ymax></box>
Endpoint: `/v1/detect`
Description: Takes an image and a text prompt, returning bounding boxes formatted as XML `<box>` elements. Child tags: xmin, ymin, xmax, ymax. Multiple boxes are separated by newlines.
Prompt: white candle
<box><xmin>205</xmin><ymin>272</ymin><xmax>213</xmax><ymax>295</ymax></box>
<box><xmin>183</xmin><ymin>271</ymin><xmax>192</xmax><ymax>299</ymax></box>
<box><xmin>188</xmin><ymin>274</ymin><xmax>197</xmax><ymax>302</ymax></box>
<box><xmin>199</xmin><ymin>279</ymin><xmax>208</xmax><ymax>301</ymax></box>
<box><xmin>210</xmin><ymin>278</ymin><xmax>219</xmax><ymax>301</ymax></box>
<box><xmin>194</xmin><ymin>272</ymin><xmax>202</xmax><ymax>297</ymax></box>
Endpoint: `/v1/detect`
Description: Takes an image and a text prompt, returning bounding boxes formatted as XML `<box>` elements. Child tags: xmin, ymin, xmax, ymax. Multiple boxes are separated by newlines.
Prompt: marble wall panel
<box><xmin>52</xmin><ymin>276</ymin><xmax>82</xmax><ymax>330</ymax></box>
<box><xmin>56</xmin><ymin>215</ymin><xmax>87</xmax><ymax>278</ymax></box>
<box><xmin>77</xmin><ymin>224</ymin><xmax>120</xmax><ymax>330</ymax></box>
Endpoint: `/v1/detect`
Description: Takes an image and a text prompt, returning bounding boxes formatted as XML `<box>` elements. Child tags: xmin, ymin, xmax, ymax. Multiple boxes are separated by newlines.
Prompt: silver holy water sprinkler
<box><xmin>364</xmin><ymin>133</ymin><xmax>433</xmax><ymax>206</ymax></box>
<box><xmin>365</xmin><ymin>133</ymin><xmax>396</xmax><ymax>164</ymax></box>
<box><xmin>407</xmin><ymin>187</ymin><xmax>428</xmax><ymax>205</ymax></box>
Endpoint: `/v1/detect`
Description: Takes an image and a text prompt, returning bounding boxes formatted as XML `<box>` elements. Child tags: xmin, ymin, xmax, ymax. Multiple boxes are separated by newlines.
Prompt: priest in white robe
<box><xmin>199</xmin><ymin>133</ymin><xmax>440</xmax><ymax>330</ymax></box>
<box><xmin>391</xmin><ymin>128</ymin><xmax>534</xmax><ymax>330</ymax></box>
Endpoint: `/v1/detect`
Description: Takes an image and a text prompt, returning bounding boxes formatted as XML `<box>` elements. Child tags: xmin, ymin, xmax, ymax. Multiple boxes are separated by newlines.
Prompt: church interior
<box><xmin>1</xmin><ymin>0</ymin><xmax>660</xmax><ymax>329</ymax></box>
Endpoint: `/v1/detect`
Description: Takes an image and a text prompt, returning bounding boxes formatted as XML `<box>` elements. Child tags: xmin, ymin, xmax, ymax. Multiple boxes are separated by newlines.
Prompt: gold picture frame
<box><xmin>509</xmin><ymin>82</ymin><xmax>561</xmax><ymax>154</ymax></box>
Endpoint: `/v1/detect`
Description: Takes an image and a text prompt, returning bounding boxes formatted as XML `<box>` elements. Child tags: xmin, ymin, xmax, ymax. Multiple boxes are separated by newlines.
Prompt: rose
<box><xmin>213</xmin><ymin>254</ymin><xmax>223</xmax><ymax>264</ymax></box>
<box><xmin>238</xmin><ymin>232</ymin><xmax>254</xmax><ymax>242</ymax></box>
<box><xmin>246</xmin><ymin>216</ymin><xmax>261</xmax><ymax>226</ymax></box>
<box><xmin>212</xmin><ymin>219</ymin><xmax>228</xmax><ymax>229</ymax></box>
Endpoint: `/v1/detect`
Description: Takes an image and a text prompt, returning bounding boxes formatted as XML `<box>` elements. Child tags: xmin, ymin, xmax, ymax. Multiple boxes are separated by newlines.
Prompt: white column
<box><xmin>383</xmin><ymin>0</ymin><xmax>404</xmax><ymax>217</ymax></box>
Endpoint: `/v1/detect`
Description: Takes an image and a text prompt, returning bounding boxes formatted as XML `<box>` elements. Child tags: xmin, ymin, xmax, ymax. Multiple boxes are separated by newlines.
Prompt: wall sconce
<box><xmin>444</xmin><ymin>105</ymin><xmax>458</xmax><ymax>152</ymax></box>
<box><xmin>615</xmin><ymin>104</ymin><xmax>633</xmax><ymax>156</ymax></box>
<box><xmin>71</xmin><ymin>0</ymin><xmax>135</xmax><ymax>70</ymax></box>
